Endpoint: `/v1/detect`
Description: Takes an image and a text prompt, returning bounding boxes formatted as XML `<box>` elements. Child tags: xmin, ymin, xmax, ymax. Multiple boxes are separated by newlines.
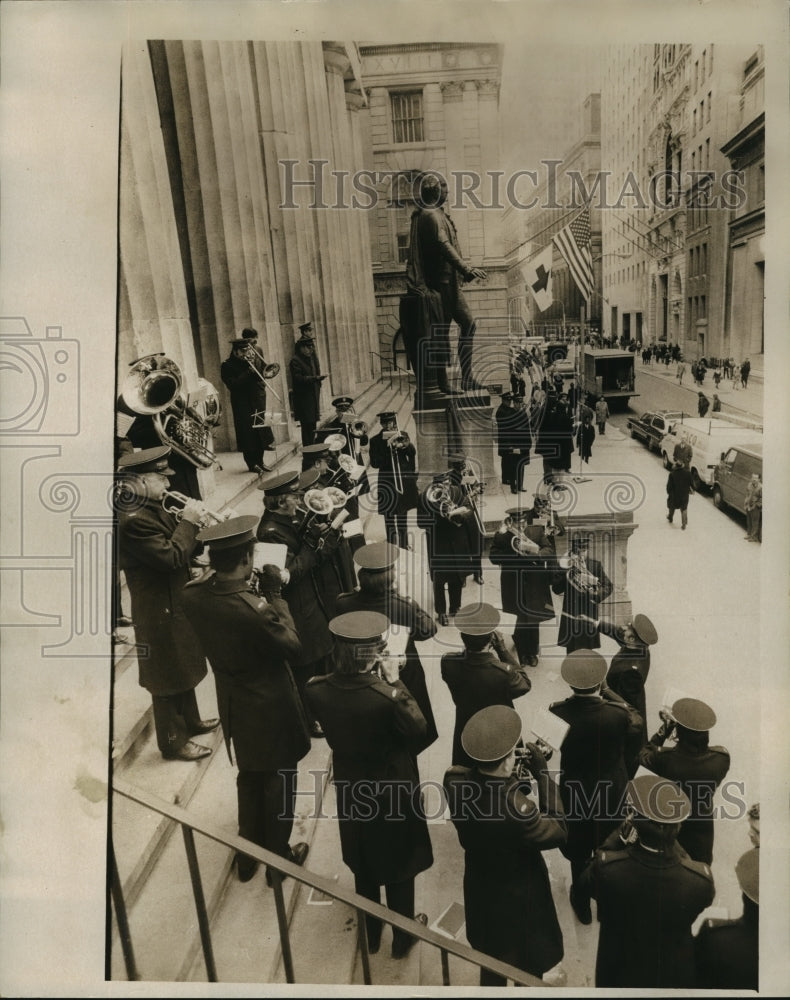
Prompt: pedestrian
<box><xmin>732</xmin><ymin>364</ymin><xmax>741</xmax><ymax>391</ymax></box>
<box><xmin>723</xmin><ymin>357</ymin><xmax>732</xmax><ymax>379</ymax></box>
<box><xmin>599</xmin><ymin>613</ymin><xmax>659</xmax><ymax>777</ymax></box>
<box><xmin>697</xmin><ymin>392</ymin><xmax>710</xmax><ymax>417</ymax></box>
<box><xmin>441</xmin><ymin>603</ymin><xmax>531</xmax><ymax>768</ymax></box>
<box><xmin>744</xmin><ymin>472</ymin><xmax>762</xmax><ymax>542</ymax></box>
<box><xmin>182</xmin><ymin>516</ymin><xmax>311</xmax><ymax>884</ymax></box>
<box><xmin>666</xmin><ymin>460</ymin><xmax>694</xmax><ymax>530</ymax></box>
<box><xmin>594</xmin><ymin>395</ymin><xmax>609</xmax><ymax>435</ymax></box>
<box><xmin>713</xmin><ymin>368</ymin><xmax>722</xmax><ymax>390</ymax></box>
<box><xmin>289</xmin><ymin>324</ymin><xmax>327</xmax><ymax>457</ymax></box>
<box><xmin>695</xmin><ymin>847</ymin><xmax>758</xmax><ymax>991</ymax></box>
<box><xmin>220</xmin><ymin>333</ymin><xmax>277</xmax><ymax>474</ymax></box>
<box><xmin>578</xmin><ymin>774</ymin><xmax>715</xmax><ymax>988</ymax></box>
<box><xmin>638</xmin><ymin>697</ymin><xmax>731</xmax><ymax>865</ymax></box>
<box><xmin>549</xmin><ymin>650</ymin><xmax>642</xmax><ymax>924</ymax></box>
<box><xmin>552</xmin><ymin>533</ymin><xmax>613</xmax><ymax>653</ymax></box>
<box><xmin>116</xmin><ymin>447</ymin><xmax>219</xmax><ymax>762</ymax></box>
<box><xmin>711</xmin><ymin>393</ymin><xmax>721</xmax><ymax>412</ymax></box>
<box><xmin>444</xmin><ymin>706</ymin><xmax>566</xmax><ymax>986</ymax></box>
<box><xmin>673</xmin><ymin>438</ymin><xmax>693</xmax><ymax>468</ymax></box>
<box><xmin>305</xmin><ymin>611</ymin><xmax>433</xmax><ymax>959</ymax></box>
<box><xmin>575</xmin><ymin>413</ymin><xmax>595</xmax><ymax>464</ymax></box>
<box><xmin>676</xmin><ymin>361</ymin><xmax>685</xmax><ymax>385</ymax></box>
<box><xmin>334</xmin><ymin>541</ymin><xmax>439</xmax><ymax>749</ymax></box>
<box><xmin>740</xmin><ymin>357</ymin><xmax>751</xmax><ymax>387</ymax></box>
<box><xmin>488</xmin><ymin>502</ymin><xmax>557</xmax><ymax>667</ymax></box>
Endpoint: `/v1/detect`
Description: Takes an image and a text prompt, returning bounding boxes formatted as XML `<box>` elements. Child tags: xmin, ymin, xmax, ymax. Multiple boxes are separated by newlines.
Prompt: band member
<box><xmin>182</xmin><ymin>516</ymin><xmax>310</xmax><ymax>884</ymax></box>
<box><xmin>579</xmin><ymin>775</ymin><xmax>714</xmax><ymax>989</ymax></box>
<box><xmin>116</xmin><ymin>446</ymin><xmax>218</xmax><ymax>761</ymax></box>
<box><xmin>305</xmin><ymin>612</ymin><xmax>433</xmax><ymax>959</ymax></box>
<box><xmin>599</xmin><ymin>613</ymin><xmax>659</xmax><ymax>776</ymax></box>
<box><xmin>315</xmin><ymin>396</ymin><xmax>369</xmax><ymax>465</ymax></box>
<box><xmin>444</xmin><ymin>706</ymin><xmax>566</xmax><ymax>986</ymax></box>
<box><xmin>550</xmin><ymin>649</ymin><xmax>641</xmax><ymax>924</ymax></box>
<box><xmin>441</xmin><ymin>603</ymin><xmax>531</xmax><ymax>768</ymax></box>
<box><xmin>493</xmin><ymin>391</ymin><xmax>519</xmax><ymax>491</ymax></box>
<box><xmin>368</xmin><ymin>411</ymin><xmax>419</xmax><ymax>550</ymax></box>
<box><xmin>220</xmin><ymin>330</ymin><xmax>277</xmax><ymax>473</ymax></box>
<box><xmin>552</xmin><ymin>533</ymin><xmax>613</xmax><ymax>653</ymax></box>
<box><xmin>335</xmin><ymin>541</ymin><xmax>438</xmax><ymax>748</ymax></box>
<box><xmin>638</xmin><ymin>697</ymin><xmax>731</xmax><ymax>865</ymax></box>
<box><xmin>256</xmin><ymin>470</ymin><xmax>334</xmax><ymax>738</ymax></box>
<box><xmin>417</xmin><ymin>456</ymin><xmax>481</xmax><ymax>625</ymax></box>
<box><xmin>695</xmin><ymin>847</ymin><xmax>758</xmax><ymax>991</ymax></box>
<box><xmin>489</xmin><ymin>503</ymin><xmax>556</xmax><ymax>667</ymax></box>
<box><xmin>289</xmin><ymin>322</ymin><xmax>326</xmax><ymax>459</ymax></box>
<box><xmin>511</xmin><ymin>394</ymin><xmax>534</xmax><ymax>493</ymax></box>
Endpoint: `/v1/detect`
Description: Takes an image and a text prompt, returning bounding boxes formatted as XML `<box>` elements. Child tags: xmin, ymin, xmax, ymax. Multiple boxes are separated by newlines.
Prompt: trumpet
<box><xmin>513</xmin><ymin>740</ymin><xmax>554</xmax><ymax>779</ymax></box>
<box><xmin>161</xmin><ymin>490</ymin><xmax>226</xmax><ymax>525</ymax></box>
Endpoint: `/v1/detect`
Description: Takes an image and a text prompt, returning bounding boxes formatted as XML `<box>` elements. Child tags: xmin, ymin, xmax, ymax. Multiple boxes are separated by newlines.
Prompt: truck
<box><xmin>578</xmin><ymin>347</ymin><xmax>638</xmax><ymax>410</ymax></box>
<box><xmin>659</xmin><ymin>414</ymin><xmax>764</xmax><ymax>491</ymax></box>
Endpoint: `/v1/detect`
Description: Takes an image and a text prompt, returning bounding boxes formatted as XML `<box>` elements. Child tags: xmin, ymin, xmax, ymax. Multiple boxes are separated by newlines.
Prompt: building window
<box><xmin>701</xmin><ymin>243</ymin><xmax>707</xmax><ymax>276</ymax></box>
<box><xmin>709</xmin><ymin>44</ymin><xmax>713</xmax><ymax>75</ymax></box>
<box><xmin>700</xmin><ymin>295</ymin><xmax>706</xmax><ymax>319</ymax></box>
<box><xmin>706</xmin><ymin>92</ymin><xmax>712</xmax><ymax>122</ymax></box>
<box><xmin>701</xmin><ymin>48</ymin><xmax>707</xmax><ymax>81</ymax></box>
<box><xmin>705</xmin><ymin>138</ymin><xmax>710</xmax><ymax>170</ymax></box>
<box><xmin>694</xmin><ymin>60</ymin><xmax>699</xmax><ymax>92</ymax></box>
<box><xmin>757</xmin><ymin>163</ymin><xmax>765</xmax><ymax>204</ymax></box>
<box><xmin>693</xmin><ymin>108</ymin><xmax>697</xmax><ymax>135</ymax></box>
<box><xmin>391</xmin><ymin>91</ymin><xmax>424</xmax><ymax>144</ymax></box>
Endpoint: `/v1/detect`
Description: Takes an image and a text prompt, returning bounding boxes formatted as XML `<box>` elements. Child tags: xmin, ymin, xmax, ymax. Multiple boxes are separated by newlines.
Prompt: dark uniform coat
<box><xmin>601</xmin><ymin>620</ymin><xmax>651</xmax><ymax>775</ymax></box>
<box><xmin>417</xmin><ymin>478</ymin><xmax>480</xmax><ymax>579</ymax></box>
<box><xmin>638</xmin><ymin>736</ymin><xmax>731</xmax><ymax>865</ymax></box>
<box><xmin>334</xmin><ymin>587</ymin><xmax>439</xmax><ymax>746</ymax></box>
<box><xmin>550</xmin><ymin>692</ymin><xmax>642</xmax><ymax>864</ymax></box>
<box><xmin>219</xmin><ymin>352</ymin><xmax>274</xmax><ymax>460</ymax></box>
<box><xmin>489</xmin><ymin>522</ymin><xmax>556</xmax><ymax>624</ymax></box>
<box><xmin>315</xmin><ymin>416</ymin><xmax>371</xmax><ymax>496</ymax></box>
<box><xmin>182</xmin><ymin>574</ymin><xmax>310</xmax><ymax>770</ymax></box>
<box><xmin>118</xmin><ymin>499</ymin><xmax>207</xmax><ymax>696</ymax></box>
<box><xmin>305</xmin><ymin>672</ymin><xmax>433</xmax><ymax>884</ymax></box>
<box><xmin>257</xmin><ymin>510</ymin><xmax>333</xmax><ymax>667</ymax></box>
<box><xmin>552</xmin><ymin>554</ymin><xmax>613</xmax><ymax>652</ymax></box>
<box><xmin>368</xmin><ymin>431</ymin><xmax>419</xmax><ymax>514</ymax></box>
<box><xmin>694</xmin><ymin>897</ymin><xmax>758</xmax><ymax>991</ymax></box>
<box><xmin>441</xmin><ymin>648</ymin><xmax>531</xmax><ymax>767</ymax></box>
<box><xmin>579</xmin><ymin>831</ymin><xmax>715</xmax><ymax>988</ymax></box>
<box><xmin>289</xmin><ymin>351</ymin><xmax>322</xmax><ymax>425</ymax></box>
<box><xmin>444</xmin><ymin>767</ymin><xmax>567</xmax><ymax>979</ymax></box>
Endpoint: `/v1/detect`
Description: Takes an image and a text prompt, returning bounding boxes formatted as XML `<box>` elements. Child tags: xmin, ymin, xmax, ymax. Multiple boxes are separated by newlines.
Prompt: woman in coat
<box><xmin>305</xmin><ymin>611</ymin><xmax>433</xmax><ymax>959</ymax></box>
<box><xmin>489</xmin><ymin>504</ymin><xmax>556</xmax><ymax>666</ymax></box>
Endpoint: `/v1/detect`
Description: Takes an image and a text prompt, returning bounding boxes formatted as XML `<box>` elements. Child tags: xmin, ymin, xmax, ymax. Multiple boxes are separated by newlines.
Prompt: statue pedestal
<box><xmin>413</xmin><ymin>397</ymin><xmax>495</xmax><ymax>486</ymax></box>
<box><xmin>545</xmin><ymin>471</ymin><xmax>642</xmax><ymax>627</ymax></box>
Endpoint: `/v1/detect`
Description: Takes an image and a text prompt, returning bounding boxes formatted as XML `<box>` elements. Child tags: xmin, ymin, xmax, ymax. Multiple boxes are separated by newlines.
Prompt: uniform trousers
<box><xmin>433</xmin><ymin>571</ymin><xmax>464</xmax><ymax>616</ymax></box>
<box><xmin>384</xmin><ymin>512</ymin><xmax>409</xmax><ymax>550</ymax></box>
<box><xmin>513</xmin><ymin>618</ymin><xmax>540</xmax><ymax>661</ymax></box>
<box><xmin>152</xmin><ymin>688</ymin><xmax>202</xmax><ymax>757</ymax></box>
<box><xmin>292</xmin><ymin>655</ymin><xmax>329</xmax><ymax>727</ymax></box>
<box><xmin>354</xmin><ymin>875</ymin><xmax>416</xmax><ymax>952</ymax></box>
<box><xmin>237</xmin><ymin>769</ymin><xmax>297</xmax><ymax>860</ymax></box>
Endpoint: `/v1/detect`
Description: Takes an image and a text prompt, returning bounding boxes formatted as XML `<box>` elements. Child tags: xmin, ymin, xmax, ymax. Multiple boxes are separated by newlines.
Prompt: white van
<box><xmin>659</xmin><ymin>414</ymin><xmax>763</xmax><ymax>491</ymax></box>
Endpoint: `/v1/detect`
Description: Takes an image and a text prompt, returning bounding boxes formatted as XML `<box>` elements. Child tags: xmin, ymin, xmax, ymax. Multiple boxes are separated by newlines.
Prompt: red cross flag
<box><xmin>522</xmin><ymin>245</ymin><xmax>554</xmax><ymax>312</ymax></box>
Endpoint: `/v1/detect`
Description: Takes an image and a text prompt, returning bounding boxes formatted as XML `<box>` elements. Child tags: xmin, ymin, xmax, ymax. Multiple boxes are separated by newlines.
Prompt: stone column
<box><xmin>440</xmin><ymin>80</ymin><xmax>469</xmax><ymax>254</ymax></box>
<box><xmin>476</xmin><ymin>80</ymin><xmax>503</xmax><ymax>265</ymax></box>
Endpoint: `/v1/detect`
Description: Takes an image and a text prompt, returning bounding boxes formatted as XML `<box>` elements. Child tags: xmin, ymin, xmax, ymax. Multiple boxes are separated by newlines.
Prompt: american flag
<box><xmin>552</xmin><ymin>205</ymin><xmax>594</xmax><ymax>302</ymax></box>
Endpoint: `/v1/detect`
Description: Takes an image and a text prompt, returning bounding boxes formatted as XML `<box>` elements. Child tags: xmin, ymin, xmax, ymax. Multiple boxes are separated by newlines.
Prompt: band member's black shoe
<box><xmin>191</xmin><ymin>718</ymin><xmax>220</xmax><ymax>735</ymax></box>
<box><xmin>163</xmin><ymin>740</ymin><xmax>211</xmax><ymax>762</ymax></box>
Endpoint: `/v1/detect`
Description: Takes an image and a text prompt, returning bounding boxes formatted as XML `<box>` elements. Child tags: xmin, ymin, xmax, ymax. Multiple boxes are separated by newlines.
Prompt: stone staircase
<box><xmin>109</xmin><ymin>370</ymin><xmax>417</xmax><ymax>983</ymax></box>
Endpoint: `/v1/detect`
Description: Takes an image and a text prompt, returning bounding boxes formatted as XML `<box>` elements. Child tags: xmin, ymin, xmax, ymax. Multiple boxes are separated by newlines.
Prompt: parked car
<box><xmin>713</xmin><ymin>442</ymin><xmax>762</xmax><ymax>514</ymax></box>
<box><xmin>660</xmin><ymin>415</ymin><xmax>764</xmax><ymax>491</ymax></box>
<box><xmin>627</xmin><ymin>410</ymin><xmax>686</xmax><ymax>452</ymax></box>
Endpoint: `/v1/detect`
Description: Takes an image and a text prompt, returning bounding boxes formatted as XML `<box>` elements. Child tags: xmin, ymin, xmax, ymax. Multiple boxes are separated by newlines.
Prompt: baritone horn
<box><xmin>350</xmin><ymin>419</ymin><xmax>368</xmax><ymax>438</ymax></box>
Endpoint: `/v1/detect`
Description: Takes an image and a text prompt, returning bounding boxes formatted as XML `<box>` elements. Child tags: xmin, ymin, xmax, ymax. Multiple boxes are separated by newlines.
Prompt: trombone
<box><xmin>385</xmin><ymin>417</ymin><xmax>408</xmax><ymax>495</ymax></box>
<box><xmin>241</xmin><ymin>343</ymin><xmax>284</xmax><ymax>403</ymax></box>
<box><xmin>461</xmin><ymin>464</ymin><xmax>486</xmax><ymax>535</ymax></box>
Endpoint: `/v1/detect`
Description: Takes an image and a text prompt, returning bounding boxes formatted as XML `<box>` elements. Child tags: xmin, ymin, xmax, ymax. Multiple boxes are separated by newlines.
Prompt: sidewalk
<box><xmin>637</xmin><ymin>360</ymin><xmax>763</xmax><ymax>421</ymax></box>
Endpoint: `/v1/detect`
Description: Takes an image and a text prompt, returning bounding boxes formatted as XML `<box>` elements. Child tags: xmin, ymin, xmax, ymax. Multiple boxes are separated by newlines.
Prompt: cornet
<box><xmin>161</xmin><ymin>490</ymin><xmax>226</xmax><ymax>525</ymax></box>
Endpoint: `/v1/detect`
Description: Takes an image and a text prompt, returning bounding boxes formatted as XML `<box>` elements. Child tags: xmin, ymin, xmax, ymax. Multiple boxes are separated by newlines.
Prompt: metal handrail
<box><xmin>369</xmin><ymin>350</ymin><xmax>393</xmax><ymax>390</ymax></box>
<box><xmin>111</xmin><ymin>776</ymin><xmax>544</xmax><ymax>987</ymax></box>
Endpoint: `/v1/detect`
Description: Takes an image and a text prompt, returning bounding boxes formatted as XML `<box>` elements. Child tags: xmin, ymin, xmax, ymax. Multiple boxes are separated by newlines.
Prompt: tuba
<box><xmin>119</xmin><ymin>354</ymin><xmax>219</xmax><ymax>470</ymax></box>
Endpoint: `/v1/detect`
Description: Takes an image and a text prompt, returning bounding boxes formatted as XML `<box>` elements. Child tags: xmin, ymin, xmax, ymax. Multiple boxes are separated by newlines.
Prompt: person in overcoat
<box><xmin>305</xmin><ymin>611</ymin><xmax>434</xmax><ymax>960</ymax></box>
<box><xmin>638</xmin><ymin>697</ymin><xmax>730</xmax><ymax>865</ymax></box>
<box><xmin>288</xmin><ymin>324</ymin><xmax>326</xmax><ymax>455</ymax></box>
<box><xmin>488</xmin><ymin>504</ymin><xmax>556</xmax><ymax>667</ymax></box>
<box><xmin>599</xmin><ymin>613</ymin><xmax>659</xmax><ymax>777</ymax></box>
<box><xmin>575</xmin><ymin>414</ymin><xmax>596</xmax><ymax>464</ymax></box>
<box><xmin>444</xmin><ymin>707</ymin><xmax>566</xmax><ymax>986</ymax></box>
<box><xmin>334</xmin><ymin>541</ymin><xmax>438</xmax><ymax>748</ymax></box>
<box><xmin>182</xmin><ymin>516</ymin><xmax>310</xmax><ymax>883</ymax></box>
<box><xmin>695</xmin><ymin>847</ymin><xmax>758</xmax><ymax>990</ymax></box>
<box><xmin>666</xmin><ymin>460</ymin><xmax>695</xmax><ymax>528</ymax></box>
<box><xmin>220</xmin><ymin>331</ymin><xmax>276</xmax><ymax>473</ymax></box>
<box><xmin>116</xmin><ymin>446</ymin><xmax>217</xmax><ymax>761</ymax></box>
<box><xmin>368</xmin><ymin>411</ymin><xmax>419</xmax><ymax>550</ymax></box>
<box><xmin>510</xmin><ymin>394</ymin><xmax>534</xmax><ymax>493</ymax></box>
<box><xmin>494</xmin><ymin>391</ymin><xmax>519</xmax><ymax>491</ymax></box>
<box><xmin>552</xmin><ymin>534</ymin><xmax>613</xmax><ymax>653</ymax></box>
<box><xmin>550</xmin><ymin>650</ymin><xmax>642</xmax><ymax>923</ymax></box>
<box><xmin>441</xmin><ymin>603</ymin><xmax>531</xmax><ymax>768</ymax></box>
<box><xmin>256</xmin><ymin>470</ymin><xmax>334</xmax><ymax>737</ymax></box>
<box><xmin>579</xmin><ymin>775</ymin><xmax>715</xmax><ymax>989</ymax></box>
